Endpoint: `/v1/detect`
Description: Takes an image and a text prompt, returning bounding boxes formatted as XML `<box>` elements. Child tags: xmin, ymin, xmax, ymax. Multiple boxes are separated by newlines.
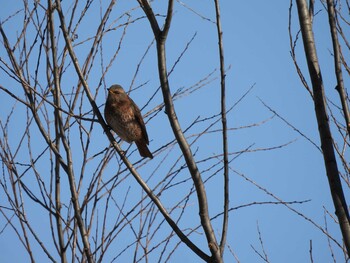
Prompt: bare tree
<box><xmin>2</xmin><ymin>1</ymin><xmax>347</xmax><ymax>262</ymax></box>
<box><xmin>0</xmin><ymin>1</ymin><xmax>232</xmax><ymax>262</ymax></box>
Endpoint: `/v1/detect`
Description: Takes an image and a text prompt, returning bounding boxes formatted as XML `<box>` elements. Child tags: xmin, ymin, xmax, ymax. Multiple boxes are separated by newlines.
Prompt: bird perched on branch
<box><xmin>104</xmin><ymin>84</ymin><xmax>153</xmax><ymax>159</ymax></box>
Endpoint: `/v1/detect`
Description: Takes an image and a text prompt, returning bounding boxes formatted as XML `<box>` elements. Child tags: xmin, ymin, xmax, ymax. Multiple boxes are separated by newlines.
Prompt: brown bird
<box><xmin>104</xmin><ymin>84</ymin><xmax>153</xmax><ymax>159</ymax></box>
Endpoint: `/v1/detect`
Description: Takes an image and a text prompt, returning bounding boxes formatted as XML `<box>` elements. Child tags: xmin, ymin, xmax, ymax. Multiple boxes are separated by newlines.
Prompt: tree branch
<box><xmin>47</xmin><ymin>1</ymin><xmax>69</xmax><ymax>262</ymax></box>
<box><xmin>296</xmin><ymin>0</ymin><xmax>350</xmax><ymax>255</ymax></box>
<box><xmin>326</xmin><ymin>0</ymin><xmax>350</xmax><ymax>136</ymax></box>
<box><xmin>213</xmin><ymin>0</ymin><xmax>229</xmax><ymax>256</ymax></box>
<box><xmin>139</xmin><ymin>0</ymin><xmax>221</xmax><ymax>261</ymax></box>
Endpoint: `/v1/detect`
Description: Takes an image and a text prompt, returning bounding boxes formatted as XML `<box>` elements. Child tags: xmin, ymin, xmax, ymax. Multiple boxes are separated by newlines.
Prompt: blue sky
<box><xmin>0</xmin><ymin>1</ymin><xmax>348</xmax><ymax>262</ymax></box>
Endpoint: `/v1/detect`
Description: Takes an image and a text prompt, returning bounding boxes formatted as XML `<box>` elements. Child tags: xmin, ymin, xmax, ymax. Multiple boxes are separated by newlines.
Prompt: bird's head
<box><xmin>108</xmin><ymin>84</ymin><xmax>126</xmax><ymax>95</ymax></box>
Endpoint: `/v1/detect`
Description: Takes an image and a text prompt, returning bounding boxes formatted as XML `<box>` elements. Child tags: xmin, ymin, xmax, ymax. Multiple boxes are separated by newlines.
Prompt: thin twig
<box><xmin>213</xmin><ymin>0</ymin><xmax>229</xmax><ymax>255</ymax></box>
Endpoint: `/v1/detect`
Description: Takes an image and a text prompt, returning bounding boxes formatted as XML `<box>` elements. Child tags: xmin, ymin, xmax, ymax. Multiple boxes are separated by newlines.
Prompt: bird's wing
<box><xmin>130</xmin><ymin>98</ymin><xmax>149</xmax><ymax>144</ymax></box>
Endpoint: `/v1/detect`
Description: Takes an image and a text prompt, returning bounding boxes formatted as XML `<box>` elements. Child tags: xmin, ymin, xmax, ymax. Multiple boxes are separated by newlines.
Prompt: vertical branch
<box><xmin>47</xmin><ymin>1</ymin><xmax>67</xmax><ymax>262</ymax></box>
<box><xmin>138</xmin><ymin>0</ymin><xmax>222</xmax><ymax>262</ymax></box>
<box><xmin>309</xmin><ymin>0</ymin><xmax>314</xmax><ymax>23</ymax></box>
<box><xmin>326</xmin><ymin>0</ymin><xmax>350</xmax><ymax>135</ymax></box>
<box><xmin>49</xmin><ymin>1</ymin><xmax>94</xmax><ymax>262</ymax></box>
<box><xmin>296</xmin><ymin>0</ymin><xmax>350</xmax><ymax>256</ymax></box>
<box><xmin>288</xmin><ymin>0</ymin><xmax>314</xmax><ymax>98</ymax></box>
<box><xmin>213</xmin><ymin>0</ymin><xmax>229</xmax><ymax>255</ymax></box>
<box><xmin>12</xmin><ymin>174</ymin><xmax>35</xmax><ymax>262</ymax></box>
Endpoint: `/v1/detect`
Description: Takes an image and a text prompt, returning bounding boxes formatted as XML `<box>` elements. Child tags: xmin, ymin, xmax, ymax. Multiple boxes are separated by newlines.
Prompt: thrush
<box><xmin>104</xmin><ymin>84</ymin><xmax>153</xmax><ymax>159</ymax></box>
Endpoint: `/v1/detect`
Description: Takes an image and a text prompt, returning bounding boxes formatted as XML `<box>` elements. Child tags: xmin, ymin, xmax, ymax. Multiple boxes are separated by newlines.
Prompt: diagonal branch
<box><xmin>137</xmin><ymin>0</ymin><xmax>161</xmax><ymax>38</ymax></box>
<box><xmin>326</xmin><ymin>0</ymin><xmax>350</xmax><ymax>136</ymax></box>
<box><xmin>296</xmin><ymin>0</ymin><xmax>350</xmax><ymax>256</ymax></box>
<box><xmin>162</xmin><ymin>0</ymin><xmax>174</xmax><ymax>39</ymax></box>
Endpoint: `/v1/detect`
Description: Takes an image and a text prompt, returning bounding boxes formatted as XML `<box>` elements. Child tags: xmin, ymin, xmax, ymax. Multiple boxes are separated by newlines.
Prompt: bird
<box><xmin>104</xmin><ymin>84</ymin><xmax>153</xmax><ymax>159</ymax></box>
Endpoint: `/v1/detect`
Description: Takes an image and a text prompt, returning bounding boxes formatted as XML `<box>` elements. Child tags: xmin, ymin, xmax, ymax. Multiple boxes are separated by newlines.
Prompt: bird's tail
<box><xmin>135</xmin><ymin>140</ymin><xmax>153</xmax><ymax>159</ymax></box>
